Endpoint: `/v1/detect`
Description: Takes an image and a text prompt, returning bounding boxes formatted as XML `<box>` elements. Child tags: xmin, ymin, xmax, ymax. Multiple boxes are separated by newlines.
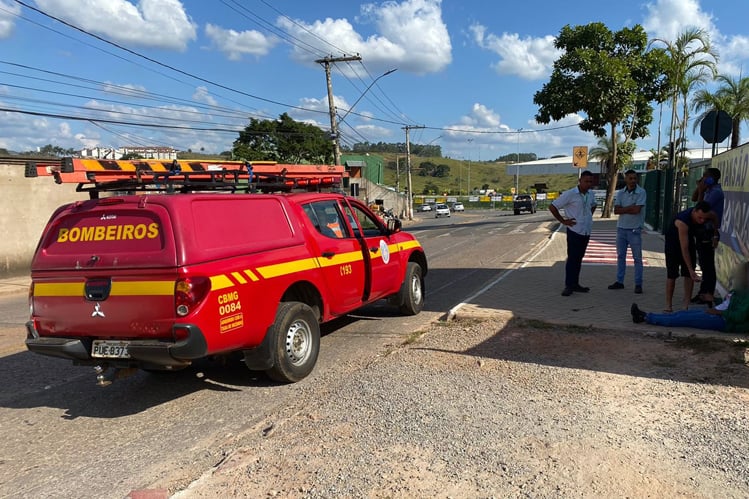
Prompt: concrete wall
<box><xmin>1</xmin><ymin>163</ymin><xmax>81</xmax><ymax>277</ymax></box>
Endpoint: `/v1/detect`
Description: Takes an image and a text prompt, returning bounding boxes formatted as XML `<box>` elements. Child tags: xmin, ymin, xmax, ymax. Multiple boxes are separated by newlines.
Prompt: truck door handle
<box><xmin>369</xmin><ymin>247</ymin><xmax>379</xmax><ymax>253</ymax></box>
<box><xmin>321</xmin><ymin>251</ymin><xmax>335</xmax><ymax>258</ymax></box>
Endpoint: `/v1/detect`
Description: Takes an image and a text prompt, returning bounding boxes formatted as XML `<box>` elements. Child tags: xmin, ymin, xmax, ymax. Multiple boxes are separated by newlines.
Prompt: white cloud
<box><xmin>642</xmin><ymin>0</ymin><xmax>749</xmax><ymax>77</ymax></box>
<box><xmin>277</xmin><ymin>0</ymin><xmax>451</xmax><ymax>75</ymax></box>
<box><xmin>0</xmin><ymin>1</ymin><xmax>21</xmax><ymax>39</ymax></box>
<box><xmin>192</xmin><ymin>86</ymin><xmax>217</xmax><ymax>106</ymax></box>
<box><xmin>461</xmin><ymin>103</ymin><xmax>501</xmax><ymax>128</ymax></box>
<box><xmin>470</xmin><ymin>23</ymin><xmax>560</xmax><ymax>80</ymax></box>
<box><xmin>34</xmin><ymin>0</ymin><xmax>197</xmax><ymax>50</ymax></box>
<box><xmin>204</xmin><ymin>24</ymin><xmax>278</xmax><ymax>61</ymax></box>
<box><xmin>642</xmin><ymin>0</ymin><xmax>716</xmax><ymax>43</ymax></box>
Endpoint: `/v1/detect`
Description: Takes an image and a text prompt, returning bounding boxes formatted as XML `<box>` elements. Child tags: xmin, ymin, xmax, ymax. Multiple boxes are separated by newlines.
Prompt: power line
<box><xmin>12</xmin><ymin>0</ymin><xmax>328</xmax><ymax>116</ymax></box>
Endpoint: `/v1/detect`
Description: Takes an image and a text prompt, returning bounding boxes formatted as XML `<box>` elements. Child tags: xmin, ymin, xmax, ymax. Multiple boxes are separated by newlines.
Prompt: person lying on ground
<box><xmin>631</xmin><ymin>262</ymin><xmax>749</xmax><ymax>333</ymax></box>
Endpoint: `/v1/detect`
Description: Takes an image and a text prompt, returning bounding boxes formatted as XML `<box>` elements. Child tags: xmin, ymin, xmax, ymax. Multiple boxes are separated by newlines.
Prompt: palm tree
<box><xmin>650</xmin><ymin>28</ymin><xmax>717</xmax><ymax>213</ymax></box>
<box><xmin>692</xmin><ymin>74</ymin><xmax>749</xmax><ymax>149</ymax></box>
<box><xmin>589</xmin><ymin>133</ymin><xmax>635</xmax><ymax>185</ymax></box>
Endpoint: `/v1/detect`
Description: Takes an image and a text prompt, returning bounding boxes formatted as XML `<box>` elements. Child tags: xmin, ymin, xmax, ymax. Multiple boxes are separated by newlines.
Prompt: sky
<box><xmin>1</xmin><ymin>0</ymin><xmax>749</xmax><ymax>162</ymax></box>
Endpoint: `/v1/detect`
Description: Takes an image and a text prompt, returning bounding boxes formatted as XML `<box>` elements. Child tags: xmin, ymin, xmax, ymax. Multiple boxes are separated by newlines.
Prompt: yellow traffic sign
<box><xmin>573</xmin><ymin>146</ymin><xmax>588</xmax><ymax>168</ymax></box>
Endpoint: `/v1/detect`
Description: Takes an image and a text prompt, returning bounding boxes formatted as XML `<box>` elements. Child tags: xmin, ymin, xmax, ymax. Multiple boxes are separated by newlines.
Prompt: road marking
<box><xmin>583</xmin><ymin>230</ymin><xmax>649</xmax><ymax>266</ymax></box>
<box><xmin>446</xmin><ymin>228</ymin><xmax>556</xmax><ymax>321</ymax></box>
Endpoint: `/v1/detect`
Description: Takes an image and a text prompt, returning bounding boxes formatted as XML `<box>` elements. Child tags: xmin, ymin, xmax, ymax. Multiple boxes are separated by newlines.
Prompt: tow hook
<box><xmin>93</xmin><ymin>365</ymin><xmax>138</xmax><ymax>386</ymax></box>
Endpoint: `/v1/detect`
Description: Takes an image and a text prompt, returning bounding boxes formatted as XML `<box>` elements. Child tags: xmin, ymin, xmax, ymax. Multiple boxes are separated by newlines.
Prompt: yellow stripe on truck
<box><xmin>33</xmin><ymin>281</ymin><xmax>174</xmax><ymax>297</ymax></box>
<box><xmin>33</xmin><ymin>282</ymin><xmax>85</xmax><ymax>297</ymax></box>
<box><xmin>257</xmin><ymin>257</ymin><xmax>321</xmax><ymax>279</ymax></box>
<box><xmin>210</xmin><ymin>274</ymin><xmax>235</xmax><ymax>291</ymax></box>
<box><xmin>111</xmin><ymin>281</ymin><xmax>174</xmax><ymax>295</ymax></box>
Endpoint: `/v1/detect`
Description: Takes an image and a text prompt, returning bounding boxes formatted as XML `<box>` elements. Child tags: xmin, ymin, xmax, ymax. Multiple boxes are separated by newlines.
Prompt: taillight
<box><xmin>174</xmin><ymin>277</ymin><xmax>211</xmax><ymax>317</ymax></box>
<box><xmin>28</xmin><ymin>282</ymin><xmax>34</xmax><ymax>317</ymax></box>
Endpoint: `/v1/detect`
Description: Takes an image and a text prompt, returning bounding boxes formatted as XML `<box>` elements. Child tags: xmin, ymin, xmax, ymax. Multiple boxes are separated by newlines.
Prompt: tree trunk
<box><xmin>601</xmin><ymin>122</ymin><xmax>618</xmax><ymax>218</ymax></box>
<box><xmin>731</xmin><ymin>119</ymin><xmax>740</xmax><ymax>149</ymax></box>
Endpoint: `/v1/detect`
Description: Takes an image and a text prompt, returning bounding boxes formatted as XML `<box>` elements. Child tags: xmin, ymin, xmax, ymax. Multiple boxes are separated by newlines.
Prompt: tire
<box><xmin>514</xmin><ymin>209</ymin><xmax>520</xmax><ymax>215</ymax></box>
<box><xmin>265</xmin><ymin>302</ymin><xmax>320</xmax><ymax>383</ymax></box>
<box><xmin>397</xmin><ymin>262</ymin><xmax>424</xmax><ymax>315</ymax></box>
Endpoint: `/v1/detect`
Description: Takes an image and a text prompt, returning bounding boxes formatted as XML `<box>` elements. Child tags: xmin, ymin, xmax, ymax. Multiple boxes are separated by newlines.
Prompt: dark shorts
<box><xmin>665</xmin><ymin>245</ymin><xmax>696</xmax><ymax>279</ymax></box>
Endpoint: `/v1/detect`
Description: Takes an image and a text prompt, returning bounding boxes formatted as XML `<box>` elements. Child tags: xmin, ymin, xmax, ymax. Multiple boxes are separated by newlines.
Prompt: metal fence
<box><xmin>641</xmin><ymin>160</ymin><xmax>711</xmax><ymax>232</ymax></box>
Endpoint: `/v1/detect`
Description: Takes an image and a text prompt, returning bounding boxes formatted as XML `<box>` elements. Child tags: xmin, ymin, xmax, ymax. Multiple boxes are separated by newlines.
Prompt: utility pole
<box><xmin>315</xmin><ymin>54</ymin><xmax>362</xmax><ymax>165</ymax></box>
<box><xmin>403</xmin><ymin>125</ymin><xmax>425</xmax><ymax>220</ymax></box>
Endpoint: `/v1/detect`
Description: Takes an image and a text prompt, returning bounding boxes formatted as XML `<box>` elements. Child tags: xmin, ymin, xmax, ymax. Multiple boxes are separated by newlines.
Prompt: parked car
<box><xmin>419</xmin><ymin>204</ymin><xmax>432</xmax><ymax>212</ymax></box>
<box><xmin>513</xmin><ymin>194</ymin><xmax>537</xmax><ymax>215</ymax></box>
<box><xmin>434</xmin><ymin>203</ymin><xmax>451</xmax><ymax>218</ymax></box>
<box><xmin>451</xmin><ymin>202</ymin><xmax>465</xmax><ymax>212</ymax></box>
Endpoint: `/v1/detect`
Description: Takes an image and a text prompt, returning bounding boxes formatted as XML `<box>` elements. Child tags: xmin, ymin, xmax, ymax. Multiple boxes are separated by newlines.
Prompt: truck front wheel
<box><xmin>265</xmin><ymin>302</ymin><xmax>320</xmax><ymax>383</ymax></box>
<box><xmin>398</xmin><ymin>262</ymin><xmax>424</xmax><ymax>316</ymax></box>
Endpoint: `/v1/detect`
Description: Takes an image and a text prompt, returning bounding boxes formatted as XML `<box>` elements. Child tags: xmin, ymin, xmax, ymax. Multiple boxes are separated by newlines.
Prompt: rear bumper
<box><xmin>25</xmin><ymin>322</ymin><xmax>208</xmax><ymax>368</ymax></box>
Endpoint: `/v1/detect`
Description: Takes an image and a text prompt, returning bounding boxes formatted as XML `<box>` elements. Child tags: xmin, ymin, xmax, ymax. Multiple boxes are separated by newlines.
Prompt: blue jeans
<box><xmin>646</xmin><ymin>309</ymin><xmax>726</xmax><ymax>331</ymax></box>
<box><xmin>565</xmin><ymin>229</ymin><xmax>590</xmax><ymax>288</ymax></box>
<box><xmin>616</xmin><ymin>227</ymin><xmax>643</xmax><ymax>286</ymax></box>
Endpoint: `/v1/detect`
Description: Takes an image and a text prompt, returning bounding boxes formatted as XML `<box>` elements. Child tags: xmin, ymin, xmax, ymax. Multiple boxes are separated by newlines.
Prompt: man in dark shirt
<box><xmin>663</xmin><ymin>201</ymin><xmax>715</xmax><ymax>312</ymax></box>
<box><xmin>690</xmin><ymin>167</ymin><xmax>724</xmax><ymax>305</ymax></box>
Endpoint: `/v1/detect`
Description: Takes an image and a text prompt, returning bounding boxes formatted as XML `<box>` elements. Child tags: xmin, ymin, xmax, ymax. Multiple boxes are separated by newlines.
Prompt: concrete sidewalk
<box><xmin>454</xmin><ymin>217</ymin><xmax>749</xmax><ymax>341</ymax></box>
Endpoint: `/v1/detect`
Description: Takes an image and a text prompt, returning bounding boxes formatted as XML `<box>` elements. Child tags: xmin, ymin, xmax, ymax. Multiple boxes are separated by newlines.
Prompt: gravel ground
<box><xmin>168</xmin><ymin>314</ymin><xmax>749</xmax><ymax>498</ymax></box>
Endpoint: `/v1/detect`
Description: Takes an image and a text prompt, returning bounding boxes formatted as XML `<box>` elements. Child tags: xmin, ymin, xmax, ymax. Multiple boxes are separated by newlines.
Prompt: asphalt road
<box><xmin>0</xmin><ymin>209</ymin><xmax>553</xmax><ymax>498</ymax></box>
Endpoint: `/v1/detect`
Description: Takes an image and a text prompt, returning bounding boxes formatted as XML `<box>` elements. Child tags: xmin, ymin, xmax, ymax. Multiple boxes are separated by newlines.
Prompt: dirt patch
<box><xmin>169</xmin><ymin>317</ymin><xmax>749</xmax><ymax>498</ymax></box>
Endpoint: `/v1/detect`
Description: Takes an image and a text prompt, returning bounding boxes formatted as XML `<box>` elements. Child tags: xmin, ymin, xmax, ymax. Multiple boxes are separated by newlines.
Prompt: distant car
<box><xmin>513</xmin><ymin>194</ymin><xmax>537</xmax><ymax>215</ymax></box>
<box><xmin>434</xmin><ymin>203</ymin><xmax>451</xmax><ymax>218</ymax></box>
<box><xmin>451</xmin><ymin>202</ymin><xmax>465</xmax><ymax>212</ymax></box>
<box><xmin>419</xmin><ymin>204</ymin><xmax>432</xmax><ymax>212</ymax></box>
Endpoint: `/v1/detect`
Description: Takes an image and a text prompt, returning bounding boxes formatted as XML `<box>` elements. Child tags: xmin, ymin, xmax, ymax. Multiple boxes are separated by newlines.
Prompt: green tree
<box><xmin>692</xmin><ymin>74</ymin><xmax>749</xmax><ymax>149</ymax></box>
<box><xmin>232</xmin><ymin>113</ymin><xmax>334</xmax><ymax>164</ymax></box>
<box><xmin>533</xmin><ymin>23</ymin><xmax>668</xmax><ymax>217</ymax></box>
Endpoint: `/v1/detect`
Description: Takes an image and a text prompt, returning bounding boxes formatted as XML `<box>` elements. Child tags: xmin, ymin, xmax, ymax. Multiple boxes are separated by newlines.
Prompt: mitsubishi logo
<box><xmin>92</xmin><ymin>303</ymin><xmax>105</xmax><ymax>318</ymax></box>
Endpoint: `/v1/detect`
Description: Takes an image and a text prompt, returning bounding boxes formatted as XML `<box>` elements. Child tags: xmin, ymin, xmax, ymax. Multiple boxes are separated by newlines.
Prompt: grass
<box><xmin>379</xmin><ymin>153</ymin><xmax>581</xmax><ymax>196</ymax></box>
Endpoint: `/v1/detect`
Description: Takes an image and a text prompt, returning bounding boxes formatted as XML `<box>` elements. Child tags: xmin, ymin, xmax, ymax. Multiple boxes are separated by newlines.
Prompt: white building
<box><xmin>506</xmin><ymin>148</ymin><xmax>717</xmax><ymax>177</ymax></box>
<box><xmin>80</xmin><ymin>146</ymin><xmax>177</xmax><ymax>160</ymax></box>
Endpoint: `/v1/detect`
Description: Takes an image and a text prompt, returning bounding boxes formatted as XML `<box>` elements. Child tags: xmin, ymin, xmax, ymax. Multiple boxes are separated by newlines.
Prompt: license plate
<box><xmin>91</xmin><ymin>340</ymin><xmax>130</xmax><ymax>359</ymax></box>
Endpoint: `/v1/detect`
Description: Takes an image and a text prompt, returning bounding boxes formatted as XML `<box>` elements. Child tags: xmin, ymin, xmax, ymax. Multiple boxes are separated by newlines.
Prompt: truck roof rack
<box><xmin>26</xmin><ymin>158</ymin><xmax>346</xmax><ymax>199</ymax></box>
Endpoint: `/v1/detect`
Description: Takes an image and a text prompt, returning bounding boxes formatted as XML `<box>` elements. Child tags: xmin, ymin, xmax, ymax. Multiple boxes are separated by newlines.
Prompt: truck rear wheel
<box><xmin>265</xmin><ymin>302</ymin><xmax>320</xmax><ymax>383</ymax></box>
<box><xmin>398</xmin><ymin>262</ymin><xmax>424</xmax><ymax>315</ymax></box>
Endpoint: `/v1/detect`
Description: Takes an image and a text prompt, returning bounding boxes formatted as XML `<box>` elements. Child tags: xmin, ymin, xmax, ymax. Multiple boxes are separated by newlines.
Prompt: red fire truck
<box><xmin>25</xmin><ymin>158</ymin><xmax>427</xmax><ymax>384</ymax></box>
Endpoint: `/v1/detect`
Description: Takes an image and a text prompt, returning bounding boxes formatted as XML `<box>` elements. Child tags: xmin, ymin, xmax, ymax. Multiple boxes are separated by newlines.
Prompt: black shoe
<box><xmin>561</xmin><ymin>287</ymin><xmax>573</xmax><ymax>296</ymax></box>
<box><xmin>630</xmin><ymin>303</ymin><xmax>646</xmax><ymax>323</ymax></box>
<box><xmin>608</xmin><ymin>282</ymin><xmax>624</xmax><ymax>290</ymax></box>
<box><xmin>634</xmin><ymin>285</ymin><xmax>643</xmax><ymax>294</ymax></box>
<box><xmin>572</xmin><ymin>285</ymin><xmax>590</xmax><ymax>293</ymax></box>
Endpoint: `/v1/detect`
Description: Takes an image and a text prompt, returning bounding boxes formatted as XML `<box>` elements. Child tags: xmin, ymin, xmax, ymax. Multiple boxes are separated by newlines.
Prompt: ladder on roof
<box><xmin>25</xmin><ymin>157</ymin><xmax>347</xmax><ymax>198</ymax></box>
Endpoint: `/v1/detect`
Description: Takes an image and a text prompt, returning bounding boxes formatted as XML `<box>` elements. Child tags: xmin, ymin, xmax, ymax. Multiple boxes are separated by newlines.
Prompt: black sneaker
<box><xmin>572</xmin><ymin>285</ymin><xmax>590</xmax><ymax>293</ymax></box>
<box><xmin>608</xmin><ymin>282</ymin><xmax>624</xmax><ymax>290</ymax></box>
<box><xmin>561</xmin><ymin>287</ymin><xmax>573</xmax><ymax>296</ymax></box>
<box><xmin>630</xmin><ymin>303</ymin><xmax>646</xmax><ymax>323</ymax></box>
<box><xmin>634</xmin><ymin>285</ymin><xmax>643</xmax><ymax>294</ymax></box>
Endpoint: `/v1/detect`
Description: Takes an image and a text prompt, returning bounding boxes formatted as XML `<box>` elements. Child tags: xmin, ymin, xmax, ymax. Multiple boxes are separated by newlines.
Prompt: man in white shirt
<box><xmin>608</xmin><ymin>169</ymin><xmax>646</xmax><ymax>294</ymax></box>
<box><xmin>549</xmin><ymin>170</ymin><xmax>598</xmax><ymax>296</ymax></box>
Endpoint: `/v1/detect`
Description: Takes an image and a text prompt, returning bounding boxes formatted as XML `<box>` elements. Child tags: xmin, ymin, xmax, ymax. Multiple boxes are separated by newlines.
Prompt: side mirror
<box><xmin>387</xmin><ymin>217</ymin><xmax>402</xmax><ymax>233</ymax></box>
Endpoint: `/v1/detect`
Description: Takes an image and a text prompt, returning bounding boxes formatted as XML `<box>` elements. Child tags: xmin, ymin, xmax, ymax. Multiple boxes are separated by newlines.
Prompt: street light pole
<box><xmin>337</xmin><ymin>69</ymin><xmax>397</xmax><ymax>127</ymax></box>
<box><xmin>316</xmin><ymin>54</ymin><xmax>362</xmax><ymax>165</ymax></box>
<box><xmin>514</xmin><ymin>128</ymin><xmax>523</xmax><ymax>195</ymax></box>
<box><xmin>467</xmin><ymin>138</ymin><xmax>473</xmax><ymax>196</ymax></box>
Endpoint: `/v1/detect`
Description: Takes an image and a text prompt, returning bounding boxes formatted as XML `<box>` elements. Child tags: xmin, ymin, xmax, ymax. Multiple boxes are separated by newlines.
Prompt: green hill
<box><xmin>379</xmin><ymin>154</ymin><xmax>581</xmax><ymax>195</ymax></box>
